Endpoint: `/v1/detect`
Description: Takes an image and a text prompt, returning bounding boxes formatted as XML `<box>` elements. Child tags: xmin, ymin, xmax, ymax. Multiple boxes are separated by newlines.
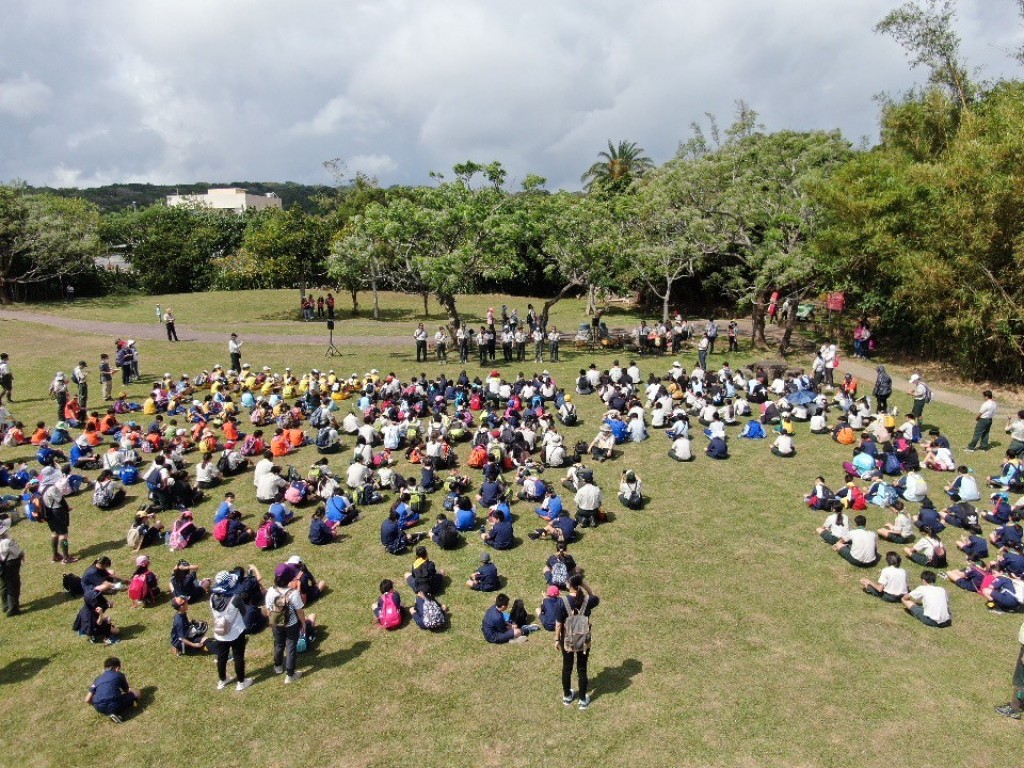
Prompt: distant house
<box><xmin>166</xmin><ymin>187</ymin><xmax>283</xmax><ymax>213</ymax></box>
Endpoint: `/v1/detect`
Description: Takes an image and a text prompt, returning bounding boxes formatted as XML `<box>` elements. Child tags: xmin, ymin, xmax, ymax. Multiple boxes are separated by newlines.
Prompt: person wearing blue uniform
<box><xmin>86</xmin><ymin>657</ymin><xmax>139</xmax><ymax>722</ymax></box>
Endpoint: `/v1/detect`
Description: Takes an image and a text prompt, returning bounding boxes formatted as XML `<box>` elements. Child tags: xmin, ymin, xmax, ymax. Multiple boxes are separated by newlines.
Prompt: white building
<box><xmin>166</xmin><ymin>187</ymin><xmax>283</xmax><ymax>213</ymax></box>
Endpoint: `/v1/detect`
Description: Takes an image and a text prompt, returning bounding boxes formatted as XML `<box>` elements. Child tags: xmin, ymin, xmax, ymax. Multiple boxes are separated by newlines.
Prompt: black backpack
<box><xmin>435</xmin><ymin>520</ymin><xmax>459</xmax><ymax>550</ymax></box>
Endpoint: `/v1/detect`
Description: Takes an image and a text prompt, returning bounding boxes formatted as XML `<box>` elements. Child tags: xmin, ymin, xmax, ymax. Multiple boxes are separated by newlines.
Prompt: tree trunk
<box><xmin>662</xmin><ymin>277</ymin><xmax>672</xmax><ymax>324</ymax></box>
<box><xmin>585</xmin><ymin>285</ymin><xmax>598</xmax><ymax>316</ymax></box>
<box><xmin>778</xmin><ymin>301</ymin><xmax>799</xmax><ymax>356</ymax></box>
<box><xmin>349</xmin><ymin>288</ymin><xmax>359</xmax><ymax>314</ymax></box>
<box><xmin>751</xmin><ymin>298</ymin><xmax>768</xmax><ymax>349</ymax></box>
<box><xmin>539</xmin><ymin>282</ymin><xmax>579</xmax><ymax>333</ymax></box>
<box><xmin>371</xmin><ymin>276</ymin><xmax>380</xmax><ymax>321</ymax></box>
<box><xmin>421</xmin><ymin>292</ymin><xmax>430</xmax><ymax>316</ymax></box>
<box><xmin>438</xmin><ymin>293</ymin><xmax>461</xmax><ymax>330</ymax></box>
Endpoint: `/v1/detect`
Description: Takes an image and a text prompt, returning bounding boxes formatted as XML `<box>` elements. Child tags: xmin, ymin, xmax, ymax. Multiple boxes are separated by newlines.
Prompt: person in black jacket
<box><xmin>873</xmin><ymin>365</ymin><xmax>893</xmax><ymax>414</ymax></box>
<box><xmin>405</xmin><ymin>546</ymin><xmax>445</xmax><ymax>595</ymax></box>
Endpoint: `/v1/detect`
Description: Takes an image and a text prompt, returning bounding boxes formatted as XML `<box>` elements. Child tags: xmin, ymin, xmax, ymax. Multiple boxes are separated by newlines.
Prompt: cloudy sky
<box><xmin>1</xmin><ymin>1</ymin><xmax>1021</xmax><ymax>192</ymax></box>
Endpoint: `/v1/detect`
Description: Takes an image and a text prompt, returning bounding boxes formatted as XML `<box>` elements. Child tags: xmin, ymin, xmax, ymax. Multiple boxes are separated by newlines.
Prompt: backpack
<box><xmin>145</xmin><ymin>467</ymin><xmax>163</xmax><ymax>491</ymax></box>
<box><xmin>378</xmin><ymin>591</ymin><xmax>402</xmax><ymax>630</ymax></box>
<box><xmin>217</xmin><ymin>453</ymin><xmax>231</xmax><ymax>474</ymax></box>
<box><xmin>127</xmin><ymin>572</ymin><xmax>152</xmax><ymax>603</ymax></box>
<box><xmin>213</xmin><ymin>518</ymin><xmax>230</xmax><ymax>543</ymax></box>
<box><xmin>309</xmin><ymin>407</ymin><xmax>330</xmax><ymax>429</ymax></box>
<box><xmin>435</xmin><ymin>520</ymin><xmax>459</xmax><ymax>549</ymax></box>
<box><xmin>267</xmin><ymin>588</ymin><xmax>294</xmax><ymax>628</ymax></box>
<box><xmin>213</xmin><ymin>600</ymin><xmax>239</xmax><ymax>636</ymax></box>
<box><xmin>255</xmin><ymin>521</ymin><xmax>276</xmax><ymax>550</ymax></box>
<box><xmin>408</xmin><ymin>491</ymin><xmax>426</xmax><ymax>515</ymax></box>
<box><xmin>560</xmin><ymin>410</ymin><xmax>578</xmax><ymax>426</ymax></box>
<box><xmin>740</xmin><ymin>420</ymin><xmax>765</xmax><ymax>439</ymax></box>
<box><xmin>63</xmin><ymin>572</ymin><xmax>84</xmax><ymax>597</ymax></box>
<box><xmin>360</xmin><ymin>483</ymin><xmax>378</xmax><ymax>506</ymax></box>
<box><xmin>442</xmin><ymin>491</ymin><xmax>459</xmax><ymax>512</ymax></box>
<box><xmin>550</xmin><ymin>559</ymin><xmax>569</xmax><ymax>587</ymax></box>
<box><xmin>167</xmin><ymin>521</ymin><xmax>188</xmax><ymax>551</ymax></box>
<box><xmin>315</xmin><ymin>427</ymin><xmax>333</xmax><ymax>449</ymax></box>
<box><xmin>922</xmin><ymin>385</ymin><xmax>933</xmax><ymax>404</ymax></box>
<box><xmin>419</xmin><ymin>597</ymin><xmax>445</xmax><ymax>630</ymax></box>
<box><xmin>561</xmin><ymin>595</ymin><xmax>591</xmax><ymax>652</ymax></box>
<box><xmin>126</xmin><ymin>525</ymin><xmax>142</xmax><ymax>550</ymax></box>
<box><xmin>836</xmin><ymin>427</ymin><xmax>855</xmax><ymax>445</ymax></box>
<box><xmin>119</xmin><ymin>464</ymin><xmax>139</xmax><ymax>485</ymax></box>
<box><xmin>883</xmin><ymin>453</ymin><xmax>903</xmax><ymax>476</ymax></box>
<box><xmin>622</xmin><ymin>483</ymin><xmax>642</xmax><ymax>510</ymax></box>
<box><xmin>467</xmin><ymin>446</ymin><xmax>487</xmax><ymax>468</ymax></box>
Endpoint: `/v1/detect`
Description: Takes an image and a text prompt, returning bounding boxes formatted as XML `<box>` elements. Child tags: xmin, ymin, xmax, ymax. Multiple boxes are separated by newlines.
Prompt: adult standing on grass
<box><xmin>266</xmin><ymin>567</ymin><xmax>306</xmax><ymax>684</ymax></box>
<box><xmin>1006</xmin><ymin>410</ymin><xmax>1024</xmax><ymax>458</ymax></box>
<box><xmin>908</xmin><ymin>373</ymin><xmax>929</xmax><ymax>420</ymax></box>
<box><xmin>966</xmin><ymin>391</ymin><xmax>998</xmax><ymax>452</ymax></box>
<box><xmin>98</xmin><ymin>353</ymin><xmax>113</xmax><ymax>401</ymax></box>
<box><xmin>229</xmin><ymin>333</ymin><xmax>243</xmax><ymax>374</ymax></box>
<box><xmin>48</xmin><ymin>372</ymin><xmax>69</xmax><ymax>423</ymax></box>
<box><xmin>556</xmin><ymin>573</ymin><xmax>599</xmax><ymax>710</ymax></box>
<box><xmin>42</xmin><ymin>483</ymin><xmax>77</xmax><ymax>565</ymax></box>
<box><xmin>705</xmin><ymin>318</ymin><xmax>718</xmax><ymax>355</ymax></box>
<box><xmin>0</xmin><ymin>352</ymin><xmax>13</xmax><ymax>404</ymax></box>
<box><xmin>163</xmin><ymin>308</ymin><xmax>179</xmax><ymax>342</ymax></box>
<box><xmin>414</xmin><ymin>323</ymin><xmax>428</xmax><ymax>363</ymax></box>
<box><xmin>435</xmin><ymin>326</ymin><xmax>449</xmax><ymax>363</ymax></box>
<box><xmin>73</xmin><ymin>360</ymin><xmax>88</xmax><ymax>411</ymax></box>
<box><xmin>0</xmin><ymin>514</ymin><xmax>24</xmax><ymax>617</ymax></box>
<box><xmin>326</xmin><ymin>293</ymin><xmax>335</xmax><ymax>320</ymax></box>
<box><xmin>872</xmin><ymin>366</ymin><xmax>893</xmax><ymax>414</ymax></box>
<box><xmin>995</xmin><ymin>618</ymin><xmax>1024</xmax><ymax>720</ymax></box>
<box><xmin>210</xmin><ymin>570</ymin><xmax>253</xmax><ymax>692</ymax></box>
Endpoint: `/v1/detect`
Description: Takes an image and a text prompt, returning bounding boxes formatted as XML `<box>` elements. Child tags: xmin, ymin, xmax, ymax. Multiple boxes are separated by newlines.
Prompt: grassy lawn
<box><xmin>0</xmin><ymin>296</ymin><xmax>1020</xmax><ymax>768</ymax></box>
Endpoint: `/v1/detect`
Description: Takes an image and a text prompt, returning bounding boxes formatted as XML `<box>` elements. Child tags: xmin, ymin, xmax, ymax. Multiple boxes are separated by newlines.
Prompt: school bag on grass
<box><xmin>419</xmin><ymin>597</ymin><xmax>445</xmax><ymax>629</ymax></box>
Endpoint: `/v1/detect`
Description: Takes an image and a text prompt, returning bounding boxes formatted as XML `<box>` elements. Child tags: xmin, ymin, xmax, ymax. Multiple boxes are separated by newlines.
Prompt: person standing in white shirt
<box><xmin>229</xmin><ymin>333</ymin><xmax>243</xmax><ymax>373</ymax></box>
<box><xmin>966</xmin><ymin>390</ymin><xmax>998</xmax><ymax>451</ymax></box>
<box><xmin>901</xmin><ymin>571</ymin><xmax>951</xmax><ymax>628</ymax></box>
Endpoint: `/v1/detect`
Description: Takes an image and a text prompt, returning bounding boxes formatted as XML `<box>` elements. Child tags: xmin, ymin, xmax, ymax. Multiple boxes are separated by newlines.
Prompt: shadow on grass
<box><xmin>77</xmin><ymin>538</ymin><xmax>127</xmax><ymax>561</ymax></box>
<box><xmin>116</xmin><ymin>623</ymin><xmax>146</xmax><ymax>641</ymax></box>
<box><xmin>306</xmin><ymin>639</ymin><xmax>371</xmax><ymax>674</ymax></box>
<box><xmin>591</xmin><ymin>658</ymin><xmax>643</xmax><ymax>699</ymax></box>
<box><xmin>0</xmin><ymin>654</ymin><xmax>54</xmax><ymax>684</ymax></box>
<box><xmin>22</xmin><ymin>590</ymin><xmax>69</xmax><ymax>613</ymax></box>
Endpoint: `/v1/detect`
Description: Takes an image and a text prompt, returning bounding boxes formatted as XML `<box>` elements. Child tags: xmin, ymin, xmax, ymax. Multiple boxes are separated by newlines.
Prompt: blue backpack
<box><xmin>882</xmin><ymin>453</ymin><xmax>903</xmax><ymax>476</ymax></box>
<box><xmin>740</xmin><ymin>420</ymin><xmax>765</xmax><ymax>439</ymax></box>
<box><xmin>119</xmin><ymin>465</ymin><xmax>139</xmax><ymax>485</ymax></box>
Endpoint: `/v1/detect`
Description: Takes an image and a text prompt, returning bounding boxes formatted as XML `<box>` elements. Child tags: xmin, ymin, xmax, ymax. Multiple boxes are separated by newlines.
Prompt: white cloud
<box><xmin>0</xmin><ymin>0</ymin><xmax>1020</xmax><ymax>190</ymax></box>
<box><xmin>0</xmin><ymin>74</ymin><xmax>52</xmax><ymax>118</ymax></box>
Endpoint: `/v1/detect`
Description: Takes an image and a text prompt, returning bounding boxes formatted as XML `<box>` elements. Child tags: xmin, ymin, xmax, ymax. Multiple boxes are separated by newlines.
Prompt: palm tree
<box><xmin>580</xmin><ymin>140</ymin><xmax>654</xmax><ymax>192</ymax></box>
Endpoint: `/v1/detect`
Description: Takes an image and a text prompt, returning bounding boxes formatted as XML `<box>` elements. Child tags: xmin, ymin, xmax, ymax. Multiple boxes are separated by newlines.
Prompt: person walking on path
<box><xmin>966</xmin><ymin>391</ymin><xmax>998</xmax><ymax>452</ymax></box>
<box><xmin>873</xmin><ymin>365</ymin><xmax>893</xmax><ymax>414</ymax></box>
<box><xmin>908</xmin><ymin>373</ymin><xmax>930</xmax><ymax>420</ymax></box>
<box><xmin>229</xmin><ymin>333</ymin><xmax>243</xmax><ymax>373</ymax></box>
<box><xmin>0</xmin><ymin>514</ymin><xmax>24</xmax><ymax>616</ymax></box>
<box><xmin>995</xmin><ymin>618</ymin><xmax>1024</xmax><ymax>719</ymax></box>
<box><xmin>555</xmin><ymin>573</ymin><xmax>599</xmax><ymax>710</ymax></box>
<box><xmin>0</xmin><ymin>352</ymin><xmax>13</xmax><ymax>404</ymax></box>
<box><xmin>163</xmin><ymin>309</ymin><xmax>179</xmax><ymax>342</ymax></box>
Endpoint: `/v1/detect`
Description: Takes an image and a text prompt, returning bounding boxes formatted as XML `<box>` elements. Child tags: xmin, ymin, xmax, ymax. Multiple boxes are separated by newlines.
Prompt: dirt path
<box><xmin>0</xmin><ymin>307</ymin><xmax>993</xmax><ymax>414</ymax></box>
<box><xmin>0</xmin><ymin>308</ymin><xmax>406</xmax><ymax>348</ymax></box>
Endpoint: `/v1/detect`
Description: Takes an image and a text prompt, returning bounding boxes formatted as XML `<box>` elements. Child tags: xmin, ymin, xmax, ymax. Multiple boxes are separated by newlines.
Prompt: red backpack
<box><xmin>213</xmin><ymin>518</ymin><xmax>230</xmax><ymax>542</ymax></box>
<box><xmin>127</xmin><ymin>572</ymin><xmax>154</xmax><ymax>604</ymax></box>
<box><xmin>255</xmin><ymin>522</ymin><xmax>275</xmax><ymax>550</ymax></box>
<box><xmin>378</xmin><ymin>591</ymin><xmax>402</xmax><ymax>630</ymax></box>
<box><xmin>849</xmin><ymin>486</ymin><xmax>868</xmax><ymax>511</ymax></box>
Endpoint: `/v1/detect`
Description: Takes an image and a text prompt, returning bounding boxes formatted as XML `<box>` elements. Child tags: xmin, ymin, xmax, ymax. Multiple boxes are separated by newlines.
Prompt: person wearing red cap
<box><xmin>537</xmin><ymin>585</ymin><xmax>561</xmax><ymax>631</ymax></box>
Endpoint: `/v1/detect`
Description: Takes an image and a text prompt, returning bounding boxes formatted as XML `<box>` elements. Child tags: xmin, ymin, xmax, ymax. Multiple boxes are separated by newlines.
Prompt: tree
<box><xmin>101</xmin><ymin>204</ymin><xmax>246</xmax><ymax>294</ymax></box>
<box><xmin>212</xmin><ymin>207</ymin><xmax>328</xmax><ymax>293</ymax></box>
<box><xmin>875</xmin><ymin>0</ymin><xmax>977</xmax><ymax>109</ymax></box>
<box><xmin>335</xmin><ymin>162</ymin><xmax>528</xmax><ymax>329</ymax></box>
<box><xmin>0</xmin><ymin>185</ymin><xmax>102</xmax><ymax>301</ymax></box>
<box><xmin>580</xmin><ymin>140</ymin><xmax>654</xmax><ymax>193</ymax></box>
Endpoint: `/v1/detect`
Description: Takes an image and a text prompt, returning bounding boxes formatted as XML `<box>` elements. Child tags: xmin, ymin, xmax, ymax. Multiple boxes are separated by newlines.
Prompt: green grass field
<box><xmin>0</xmin><ymin>295</ymin><xmax>1020</xmax><ymax>768</ymax></box>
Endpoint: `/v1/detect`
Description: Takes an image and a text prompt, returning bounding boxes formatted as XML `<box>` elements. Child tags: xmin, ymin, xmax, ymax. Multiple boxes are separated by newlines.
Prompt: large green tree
<box><xmin>0</xmin><ymin>185</ymin><xmax>103</xmax><ymax>301</ymax></box>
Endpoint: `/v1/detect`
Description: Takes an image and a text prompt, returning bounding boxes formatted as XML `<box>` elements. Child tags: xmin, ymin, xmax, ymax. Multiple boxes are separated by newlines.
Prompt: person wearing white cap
<box><xmin>0</xmin><ymin>514</ymin><xmax>24</xmax><ymax>616</ymax></box>
<box><xmin>908</xmin><ymin>373</ymin><xmax>930</xmax><ymax>419</ymax></box>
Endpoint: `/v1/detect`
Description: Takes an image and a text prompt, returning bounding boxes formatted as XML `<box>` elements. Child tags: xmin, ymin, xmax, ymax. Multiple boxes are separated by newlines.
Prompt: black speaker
<box><xmin>327</xmin><ymin>320</ymin><xmax>335</xmax><ymax>331</ymax></box>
